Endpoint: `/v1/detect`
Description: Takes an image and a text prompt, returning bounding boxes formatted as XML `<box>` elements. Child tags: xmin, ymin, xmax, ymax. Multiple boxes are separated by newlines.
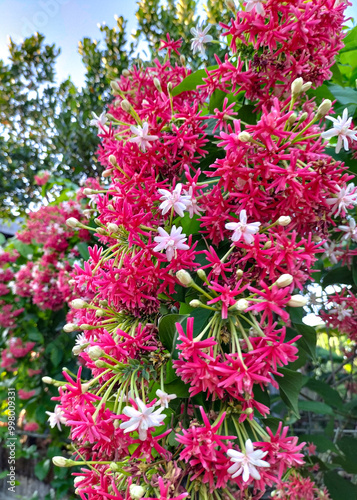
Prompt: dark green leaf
<box><xmin>324</xmin><ymin>471</ymin><xmax>357</xmax><ymax>500</ymax></box>
<box><xmin>35</xmin><ymin>459</ymin><xmax>50</xmax><ymax>481</ymax></box>
<box><xmin>299</xmin><ymin>434</ymin><xmax>339</xmax><ymax>453</ymax></box>
<box><xmin>158</xmin><ymin>314</ymin><xmax>188</xmax><ymax>359</ymax></box>
<box><xmin>171</xmin><ymin>66</ymin><xmax>218</xmax><ymax>96</ymax></box>
<box><xmin>77</xmin><ymin>242</ymin><xmax>90</xmax><ymax>260</ymax></box>
<box><xmin>277</xmin><ymin>368</ymin><xmax>304</xmax><ymax>418</ymax></box>
<box><xmin>322</xmin><ymin>266</ymin><xmax>354</xmax><ymax>287</ymax></box>
<box><xmin>299</xmin><ymin>400</ymin><xmax>334</xmax><ymax>416</ymax></box>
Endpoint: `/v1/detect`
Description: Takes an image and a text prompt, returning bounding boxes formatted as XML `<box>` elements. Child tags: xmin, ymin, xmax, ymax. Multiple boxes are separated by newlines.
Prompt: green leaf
<box><xmin>12</xmin><ymin>239</ymin><xmax>33</xmax><ymax>258</ymax></box>
<box><xmin>164</xmin><ymin>378</ymin><xmax>189</xmax><ymax>398</ymax></box>
<box><xmin>277</xmin><ymin>368</ymin><xmax>303</xmax><ymax>418</ymax></box>
<box><xmin>77</xmin><ymin>242</ymin><xmax>90</xmax><ymax>260</ymax></box>
<box><xmin>180</xmin><ymin>212</ymin><xmax>201</xmax><ymax>236</ymax></box>
<box><xmin>299</xmin><ymin>400</ymin><xmax>334</xmax><ymax>416</ymax></box>
<box><xmin>334</xmin><ymin>437</ymin><xmax>357</xmax><ymax>473</ymax></box>
<box><xmin>324</xmin><ymin>471</ymin><xmax>357</xmax><ymax>500</ymax></box>
<box><xmin>237</xmin><ymin>104</ymin><xmax>257</xmax><ymax>125</ymax></box>
<box><xmin>171</xmin><ymin>66</ymin><xmax>218</xmax><ymax>96</ymax></box>
<box><xmin>209</xmin><ymin>89</ymin><xmax>226</xmax><ymax>114</ymax></box>
<box><xmin>35</xmin><ymin>459</ymin><xmax>50</xmax><ymax>481</ymax></box>
<box><xmin>322</xmin><ymin>266</ymin><xmax>354</xmax><ymax>287</ymax></box>
<box><xmin>0</xmin><ymin>233</ymin><xmax>6</xmax><ymax>245</ymax></box>
<box><xmin>27</xmin><ymin>325</ymin><xmax>44</xmax><ymax>343</ymax></box>
<box><xmin>295</xmin><ymin>323</ymin><xmax>316</xmax><ymax>360</ymax></box>
<box><xmin>158</xmin><ymin>314</ymin><xmax>188</xmax><ymax>359</ymax></box>
<box><xmin>304</xmin><ymin>378</ymin><xmax>343</xmax><ymax>408</ymax></box>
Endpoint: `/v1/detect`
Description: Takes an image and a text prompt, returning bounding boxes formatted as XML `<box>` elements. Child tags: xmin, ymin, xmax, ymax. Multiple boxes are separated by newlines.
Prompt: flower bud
<box><xmin>231</xmin><ymin>298</ymin><xmax>249</xmax><ymax>311</ymax></box>
<box><xmin>96</xmin><ymin>228</ymin><xmax>106</xmax><ymax>235</ymax></box>
<box><xmin>102</xmin><ymin>168</ymin><xmax>113</xmax><ymax>178</ymax></box>
<box><xmin>297</xmin><ymin>112</ymin><xmax>308</xmax><ymax>124</ymax></box>
<box><xmin>70</xmin><ymin>299</ymin><xmax>88</xmax><ymax>309</ymax></box>
<box><xmin>291</xmin><ymin>77</ymin><xmax>303</xmax><ymax>96</ymax></box>
<box><xmin>122</xmin><ymin>69</ymin><xmax>130</xmax><ymax>77</ymax></box>
<box><xmin>88</xmin><ymin>346</ymin><xmax>104</xmax><ymax>361</ymax></box>
<box><xmin>238</xmin><ymin>131</ymin><xmax>251</xmax><ymax>143</ymax></box>
<box><xmin>121</xmin><ymin>99</ymin><xmax>131</xmax><ymax>112</ymax></box>
<box><xmin>95</xmin><ymin>309</ymin><xmax>107</xmax><ymax>317</ymax></box>
<box><xmin>109</xmin><ymin>154</ymin><xmax>118</xmax><ymax>166</ymax></box>
<box><xmin>83</xmin><ymin>188</ymin><xmax>94</xmax><ymax>195</ymax></box>
<box><xmin>317</xmin><ymin>99</ymin><xmax>332</xmax><ymax>118</ymax></box>
<box><xmin>110</xmin><ymin>462</ymin><xmax>120</xmax><ymax>472</ymax></box>
<box><xmin>52</xmin><ymin>456</ymin><xmax>71</xmax><ymax>467</ymax></box>
<box><xmin>288</xmin><ymin>113</ymin><xmax>297</xmax><ymax>125</ymax></box>
<box><xmin>197</xmin><ymin>269</ymin><xmax>207</xmax><ymax>281</ymax></box>
<box><xmin>180</xmin><ymin>55</ymin><xmax>186</xmax><ymax>65</ymax></box>
<box><xmin>277</xmin><ymin>216</ymin><xmax>291</xmax><ymax>227</ymax></box>
<box><xmin>189</xmin><ymin>299</ymin><xmax>202</xmax><ymax>308</ymax></box>
<box><xmin>263</xmin><ymin>241</ymin><xmax>272</xmax><ymax>249</ymax></box>
<box><xmin>63</xmin><ymin>323</ymin><xmax>78</xmax><ymax>333</ymax></box>
<box><xmin>99</xmin><ymin>299</ymin><xmax>108</xmax><ymax>307</ymax></box>
<box><xmin>236</xmin><ymin>269</ymin><xmax>243</xmax><ymax>278</ymax></box>
<box><xmin>74</xmin><ymin>476</ymin><xmax>86</xmax><ymax>487</ymax></box>
<box><xmin>110</xmin><ymin>81</ymin><xmax>120</xmax><ymax>93</ymax></box>
<box><xmin>106</xmin><ymin>223</ymin><xmax>119</xmax><ymax>233</ymax></box>
<box><xmin>95</xmin><ymin>360</ymin><xmax>107</xmax><ymax>368</ymax></box>
<box><xmin>287</xmin><ymin>294</ymin><xmax>308</xmax><ymax>307</ymax></box>
<box><xmin>129</xmin><ymin>484</ymin><xmax>146</xmax><ymax>500</ymax></box>
<box><xmin>153</xmin><ymin>78</ymin><xmax>162</xmax><ymax>91</ymax></box>
<box><xmin>42</xmin><ymin>376</ymin><xmax>53</xmax><ymax>384</ymax></box>
<box><xmin>225</xmin><ymin>0</ymin><xmax>236</xmax><ymax>11</ymax></box>
<box><xmin>72</xmin><ymin>345</ymin><xmax>84</xmax><ymax>356</ymax></box>
<box><xmin>301</xmin><ymin>81</ymin><xmax>312</xmax><ymax>92</ymax></box>
<box><xmin>66</xmin><ymin>217</ymin><xmax>80</xmax><ymax>228</ymax></box>
<box><xmin>176</xmin><ymin>270</ymin><xmax>193</xmax><ymax>286</ymax></box>
<box><xmin>167</xmin><ymin>82</ymin><xmax>173</xmax><ymax>93</ymax></box>
<box><xmin>276</xmin><ymin>274</ymin><xmax>293</xmax><ymax>288</ymax></box>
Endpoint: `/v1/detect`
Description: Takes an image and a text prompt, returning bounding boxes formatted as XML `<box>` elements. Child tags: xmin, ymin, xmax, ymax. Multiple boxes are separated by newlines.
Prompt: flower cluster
<box><xmin>48</xmin><ymin>2</ymin><xmax>354</xmax><ymax>499</ymax></box>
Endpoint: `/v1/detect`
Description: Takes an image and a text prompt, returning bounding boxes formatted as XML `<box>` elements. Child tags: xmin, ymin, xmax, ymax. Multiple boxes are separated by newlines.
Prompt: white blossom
<box><xmin>338</xmin><ymin>218</ymin><xmax>357</xmax><ymax>241</ymax></box>
<box><xmin>120</xmin><ymin>397</ymin><xmax>166</xmax><ymax>441</ymax></box>
<box><xmin>190</xmin><ymin>23</ymin><xmax>213</xmax><ymax>58</ymax></box>
<box><xmin>90</xmin><ymin>111</ymin><xmax>108</xmax><ymax>132</ymax></box>
<box><xmin>155</xmin><ymin>389</ymin><xmax>177</xmax><ymax>409</ymax></box>
<box><xmin>158</xmin><ymin>184</ymin><xmax>190</xmax><ymax>217</ymax></box>
<box><xmin>153</xmin><ymin>225</ymin><xmax>190</xmax><ymax>261</ymax></box>
<box><xmin>227</xmin><ymin>439</ymin><xmax>270</xmax><ymax>482</ymax></box>
<box><xmin>321</xmin><ymin>108</ymin><xmax>357</xmax><ymax>153</ymax></box>
<box><xmin>225</xmin><ymin>210</ymin><xmax>261</xmax><ymax>244</ymax></box>
<box><xmin>322</xmin><ymin>241</ymin><xmax>343</xmax><ymax>265</ymax></box>
<box><xmin>129</xmin><ymin>122</ymin><xmax>158</xmax><ymax>152</ymax></box>
<box><xmin>245</xmin><ymin>0</ymin><xmax>266</xmax><ymax>15</ymax></box>
<box><xmin>183</xmin><ymin>186</ymin><xmax>202</xmax><ymax>218</ymax></box>
<box><xmin>326</xmin><ymin>183</ymin><xmax>357</xmax><ymax>217</ymax></box>
<box><xmin>46</xmin><ymin>405</ymin><xmax>67</xmax><ymax>431</ymax></box>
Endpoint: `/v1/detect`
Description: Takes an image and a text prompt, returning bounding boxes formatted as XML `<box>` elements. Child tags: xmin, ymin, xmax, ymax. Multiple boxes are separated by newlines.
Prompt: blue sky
<box><xmin>0</xmin><ymin>0</ymin><xmax>356</xmax><ymax>88</ymax></box>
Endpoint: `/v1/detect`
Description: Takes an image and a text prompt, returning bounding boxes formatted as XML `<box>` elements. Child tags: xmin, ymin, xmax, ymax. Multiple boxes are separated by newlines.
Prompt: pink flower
<box><xmin>153</xmin><ymin>226</ymin><xmax>189</xmax><ymax>261</ymax></box>
<box><xmin>225</xmin><ymin>210</ymin><xmax>261</xmax><ymax>244</ymax></box>
<box><xmin>24</xmin><ymin>422</ymin><xmax>39</xmax><ymax>432</ymax></box>
<box><xmin>18</xmin><ymin>389</ymin><xmax>36</xmax><ymax>400</ymax></box>
<box><xmin>129</xmin><ymin>122</ymin><xmax>158</xmax><ymax>152</ymax></box>
<box><xmin>143</xmin><ymin>477</ymin><xmax>188</xmax><ymax>500</ymax></box>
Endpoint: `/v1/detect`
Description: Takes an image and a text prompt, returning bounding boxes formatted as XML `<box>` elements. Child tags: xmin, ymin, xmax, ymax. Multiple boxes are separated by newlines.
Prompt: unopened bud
<box><xmin>291</xmin><ymin>77</ymin><xmax>303</xmax><ymax>96</ymax></box>
<box><xmin>287</xmin><ymin>294</ymin><xmax>308</xmax><ymax>307</ymax></box>
<box><xmin>88</xmin><ymin>346</ymin><xmax>104</xmax><ymax>361</ymax></box>
<box><xmin>129</xmin><ymin>484</ymin><xmax>146</xmax><ymax>500</ymax></box>
<box><xmin>42</xmin><ymin>376</ymin><xmax>53</xmax><ymax>384</ymax></box>
<box><xmin>102</xmin><ymin>168</ymin><xmax>113</xmax><ymax>178</ymax></box>
<box><xmin>197</xmin><ymin>269</ymin><xmax>207</xmax><ymax>281</ymax></box>
<box><xmin>120</xmin><ymin>99</ymin><xmax>131</xmax><ymax>112</ymax></box>
<box><xmin>83</xmin><ymin>188</ymin><xmax>94</xmax><ymax>195</ymax></box>
<box><xmin>277</xmin><ymin>216</ymin><xmax>291</xmax><ymax>227</ymax></box>
<box><xmin>66</xmin><ymin>217</ymin><xmax>80</xmax><ymax>228</ymax></box>
<box><xmin>263</xmin><ymin>240</ymin><xmax>272</xmax><ymax>249</ymax></box>
<box><xmin>225</xmin><ymin>0</ymin><xmax>236</xmax><ymax>11</ymax></box>
<box><xmin>122</xmin><ymin>69</ymin><xmax>130</xmax><ymax>77</ymax></box>
<box><xmin>99</xmin><ymin>299</ymin><xmax>108</xmax><ymax>307</ymax></box>
<box><xmin>109</xmin><ymin>154</ymin><xmax>118</xmax><ymax>166</ymax></box>
<box><xmin>189</xmin><ymin>299</ymin><xmax>202</xmax><ymax>308</ymax></box>
<box><xmin>234</xmin><ymin>298</ymin><xmax>249</xmax><ymax>311</ymax></box>
<box><xmin>180</xmin><ymin>55</ymin><xmax>186</xmax><ymax>65</ymax></box>
<box><xmin>72</xmin><ymin>345</ymin><xmax>83</xmax><ymax>356</ymax></box>
<box><xmin>107</xmin><ymin>223</ymin><xmax>119</xmax><ymax>233</ymax></box>
<box><xmin>95</xmin><ymin>360</ymin><xmax>107</xmax><ymax>368</ymax></box>
<box><xmin>110</xmin><ymin>462</ymin><xmax>120</xmax><ymax>472</ymax></box>
<box><xmin>96</xmin><ymin>228</ymin><xmax>106</xmax><ymax>235</ymax></box>
<box><xmin>95</xmin><ymin>309</ymin><xmax>107</xmax><ymax>317</ymax></box>
<box><xmin>110</xmin><ymin>80</ymin><xmax>120</xmax><ymax>93</ymax></box>
<box><xmin>298</xmin><ymin>112</ymin><xmax>308</xmax><ymax>123</ymax></box>
<box><xmin>276</xmin><ymin>274</ymin><xmax>293</xmax><ymax>288</ymax></box>
<box><xmin>63</xmin><ymin>323</ymin><xmax>78</xmax><ymax>333</ymax></box>
<box><xmin>52</xmin><ymin>457</ymin><xmax>71</xmax><ymax>467</ymax></box>
<box><xmin>236</xmin><ymin>269</ymin><xmax>243</xmax><ymax>278</ymax></box>
<box><xmin>238</xmin><ymin>131</ymin><xmax>251</xmax><ymax>143</ymax></box>
<box><xmin>317</xmin><ymin>99</ymin><xmax>332</xmax><ymax>118</ymax></box>
<box><xmin>176</xmin><ymin>270</ymin><xmax>193</xmax><ymax>286</ymax></box>
<box><xmin>288</xmin><ymin>113</ymin><xmax>297</xmax><ymax>125</ymax></box>
<box><xmin>301</xmin><ymin>81</ymin><xmax>312</xmax><ymax>92</ymax></box>
<box><xmin>74</xmin><ymin>476</ymin><xmax>86</xmax><ymax>487</ymax></box>
<box><xmin>313</xmin><ymin>235</ymin><xmax>322</xmax><ymax>242</ymax></box>
<box><xmin>153</xmin><ymin>77</ymin><xmax>162</xmax><ymax>91</ymax></box>
<box><xmin>167</xmin><ymin>82</ymin><xmax>173</xmax><ymax>93</ymax></box>
<box><xmin>70</xmin><ymin>299</ymin><xmax>88</xmax><ymax>309</ymax></box>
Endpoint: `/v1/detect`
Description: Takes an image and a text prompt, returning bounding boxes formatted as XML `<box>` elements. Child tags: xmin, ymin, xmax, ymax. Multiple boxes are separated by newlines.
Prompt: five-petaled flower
<box><xmin>153</xmin><ymin>225</ymin><xmax>190</xmax><ymax>261</ymax></box>
<box><xmin>225</xmin><ymin>210</ymin><xmax>261</xmax><ymax>244</ymax></box>
<box><xmin>158</xmin><ymin>184</ymin><xmax>190</xmax><ymax>217</ymax></box>
<box><xmin>245</xmin><ymin>0</ymin><xmax>266</xmax><ymax>15</ymax></box>
<box><xmin>120</xmin><ymin>397</ymin><xmax>166</xmax><ymax>441</ymax></box>
<box><xmin>155</xmin><ymin>389</ymin><xmax>177</xmax><ymax>409</ymax></box>
<box><xmin>129</xmin><ymin>122</ymin><xmax>159</xmax><ymax>152</ymax></box>
<box><xmin>45</xmin><ymin>405</ymin><xmax>67</xmax><ymax>431</ymax></box>
<box><xmin>227</xmin><ymin>439</ymin><xmax>270</xmax><ymax>482</ymax></box>
<box><xmin>321</xmin><ymin>108</ymin><xmax>357</xmax><ymax>153</ymax></box>
<box><xmin>90</xmin><ymin>111</ymin><xmax>108</xmax><ymax>132</ymax></box>
<box><xmin>326</xmin><ymin>183</ymin><xmax>357</xmax><ymax>217</ymax></box>
<box><xmin>190</xmin><ymin>23</ymin><xmax>213</xmax><ymax>58</ymax></box>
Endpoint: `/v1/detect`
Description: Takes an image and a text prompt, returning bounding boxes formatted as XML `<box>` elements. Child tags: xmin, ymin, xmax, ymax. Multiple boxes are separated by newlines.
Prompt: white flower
<box><xmin>225</xmin><ymin>210</ymin><xmax>261</xmax><ymax>244</ymax></box>
<box><xmin>330</xmin><ymin>301</ymin><xmax>353</xmax><ymax>321</ymax></box>
<box><xmin>119</xmin><ymin>397</ymin><xmax>166</xmax><ymax>441</ymax></box>
<box><xmin>326</xmin><ymin>183</ymin><xmax>357</xmax><ymax>217</ymax></box>
<box><xmin>227</xmin><ymin>439</ymin><xmax>270</xmax><ymax>482</ymax></box>
<box><xmin>153</xmin><ymin>225</ymin><xmax>190</xmax><ymax>261</ymax></box>
<box><xmin>158</xmin><ymin>184</ymin><xmax>190</xmax><ymax>217</ymax></box>
<box><xmin>321</xmin><ymin>108</ymin><xmax>357</xmax><ymax>153</ymax></box>
<box><xmin>129</xmin><ymin>122</ymin><xmax>158</xmax><ymax>152</ymax></box>
<box><xmin>46</xmin><ymin>405</ymin><xmax>67</xmax><ymax>431</ymax></box>
<box><xmin>190</xmin><ymin>23</ymin><xmax>213</xmax><ymax>58</ymax></box>
<box><xmin>245</xmin><ymin>0</ymin><xmax>266</xmax><ymax>15</ymax></box>
<box><xmin>155</xmin><ymin>389</ymin><xmax>177</xmax><ymax>409</ymax></box>
<box><xmin>322</xmin><ymin>241</ymin><xmax>343</xmax><ymax>265</ymax></box>
<box><xmin>183</xmin><ymin>186</ymin><xmax>202</xmax><ymax>218</ymax></box>
<box><xmin>338</xmin><ymin>218</ymin><xmax>357</xmax><ymax>241</ymax></box>
<box><xmin>90</xmin><ymin>111</ymin><xmax>108</xmax><ymax>132</ymax></box>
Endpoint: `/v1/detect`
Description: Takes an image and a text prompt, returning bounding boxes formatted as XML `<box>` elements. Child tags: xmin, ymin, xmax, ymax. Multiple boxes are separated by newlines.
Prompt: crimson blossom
<box><xmin>48</xmin><ymin>1</ymin><xmax>354</xmax><ymax>499</ymax></box>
